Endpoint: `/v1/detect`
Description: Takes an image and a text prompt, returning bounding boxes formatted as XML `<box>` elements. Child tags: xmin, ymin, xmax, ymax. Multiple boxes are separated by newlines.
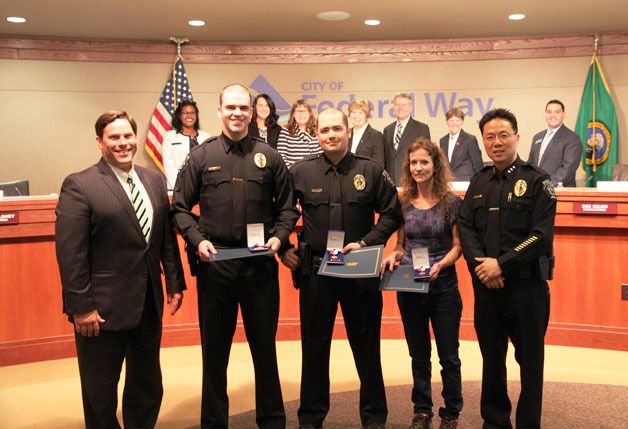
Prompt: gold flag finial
<box><xmin>169</xmin><ymin>36</ymin><xmax>189</xmax><ymax>58</ymax></box>
<box><xmin>593</xmin><ymin>33</ymin><xmax>599</xmax><ymax>55</ymax></box>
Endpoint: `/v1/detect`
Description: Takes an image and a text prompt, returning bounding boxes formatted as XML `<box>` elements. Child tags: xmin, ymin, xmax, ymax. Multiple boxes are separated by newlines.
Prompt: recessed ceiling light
<box><xmin>316</xmin><ymin>11</ymin><xmax>351</xmax><ymax>21</ymax></box>
<box><xmin>402</xmin><ymin>58</ymin><xmax>411</xmax><ymax>62</ymax></box>
<box><xmin>347</xmin><ymin>58</ymin><xmax>358</xmax><ymax>63</ymax></box>
<box><xmin>188</xmin><ymin>19</ymin><xmax>205</xmax><ymax>27</ymax></box>
<box><xmin>364</xmin><ymin>19</ymin><xmax>380</xmax><ymax>26</ymax></box>
<box><xmin>6</xmin><ymin>16</ymin><xmax>26</xmax><ymax>24</ymax></box>
<box><xmin>508</xmin><ymin>13</ymin><xmax>526</xmax><ymax>21</ymax></box>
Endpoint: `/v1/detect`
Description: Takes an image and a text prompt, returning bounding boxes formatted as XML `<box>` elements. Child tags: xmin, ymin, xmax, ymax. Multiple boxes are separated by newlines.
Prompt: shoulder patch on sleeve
<box><xmin>178</xmin><ymin>154</ymin><xmax>190</xmax><ymax>172</ymax></box>
<box><xmin>542</xmin><ymin>179</ymin><xmax>556</xmax><ymax>200</ymax></box>
<box><xmin>382</xmin><ymin>169</ymin><xmax>396</xmax><ymax>188</ymax></box>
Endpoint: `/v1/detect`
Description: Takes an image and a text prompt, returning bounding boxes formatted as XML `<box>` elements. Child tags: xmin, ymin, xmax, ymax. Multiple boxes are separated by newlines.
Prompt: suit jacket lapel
<box><xmin>397</xmin><ymin>118</ymin><xmax>416</xmax><ymax>153</ymax></box>
<box><xmin>441</xmin><ymin>137</ymin><xmax>449</xmax><ymax>161</ymax></box>
<box><xmin>357</xmin><ymin>124</ymin><xmax>372</xmax><ymax>152</ymax></box>
<box><xmin>540</xmin><ymin>126</ymin><xmax>564</xmax><ymax>165</ymax></box>
<box><xmin>97</xmin><ymin>159</ymin><xmax>146</xmax><ymax>242</ymax></box>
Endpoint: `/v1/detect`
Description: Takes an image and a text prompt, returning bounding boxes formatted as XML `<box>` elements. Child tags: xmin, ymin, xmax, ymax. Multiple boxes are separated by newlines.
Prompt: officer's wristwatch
<box><xmin>357</xmin><ymin>240</ymin><xmax>367</xmax><ymax>248</ymax></box>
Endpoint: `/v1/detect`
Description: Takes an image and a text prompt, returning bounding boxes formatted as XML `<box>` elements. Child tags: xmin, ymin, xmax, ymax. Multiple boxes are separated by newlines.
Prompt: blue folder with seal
<box><xmin>317</xmin><ymin>245</ymin><xmax>384</xmax><ymax>278</ymax></box>
<box><xmin>207</xmin><ymin>247</ymin><xmax>275</xmax><ymax>262</ymax></box>
<box><xmin>380</xmin><ymin>264</ymin><xmax>430</xmax><ymax>293</ymax></box>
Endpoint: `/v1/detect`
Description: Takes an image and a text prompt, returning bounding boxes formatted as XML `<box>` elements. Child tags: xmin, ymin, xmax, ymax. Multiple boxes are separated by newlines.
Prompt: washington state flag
<box><xmin>575</xmin><ymin>54</ymin><xmax>619</xmax><ymax>186</ymax></box>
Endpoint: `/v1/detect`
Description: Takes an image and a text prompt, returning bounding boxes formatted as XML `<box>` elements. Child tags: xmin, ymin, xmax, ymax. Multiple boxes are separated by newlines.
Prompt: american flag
<box><xmin>145</xmin><ymin>57</ymin><xmax>194</xmax><ymax>172</ymax></box>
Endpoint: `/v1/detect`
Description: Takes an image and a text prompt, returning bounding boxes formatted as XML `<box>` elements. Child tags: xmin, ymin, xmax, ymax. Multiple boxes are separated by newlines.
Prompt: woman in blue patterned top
<box><xmin>381</xmin><ymin>138</ymin><xmax>463</xmax><ymax>429</ymax></box>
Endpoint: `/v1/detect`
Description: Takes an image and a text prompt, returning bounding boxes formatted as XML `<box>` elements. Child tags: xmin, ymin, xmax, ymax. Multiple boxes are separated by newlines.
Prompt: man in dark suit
<box><xmin>528</xmin><ymin>99</ymin><xmax>582</xmax><ymax>187</ymax></box>
<box><xmin>56</xmin><ymin>110</ymin><xmax>186</xmax><ymax>429</ymax></box>
<box><xmin>439</xmin><ymin>107</ymin><xmax>484</xmax><ymax>180</ymax></box>
<box><xmin>383</xmin><ymin>93</ymin><xmax>431</xmax><ymax>184</ymax></box>
<box><xmin>348</xmin><ymin>99</ymin><xmax>385</xmax><ymax>166</ymax></box>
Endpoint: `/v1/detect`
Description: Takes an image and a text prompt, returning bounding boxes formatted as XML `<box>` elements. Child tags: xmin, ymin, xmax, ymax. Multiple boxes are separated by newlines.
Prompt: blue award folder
<box><xmin>380</xmin><ymin>264</ymin><xmax>430</xmax><ymax>293</ymax></box>
<box><xmin>207</xmin><ymin>247</ymin><xmax>275</xmax><ymax>262</ymax></box>
<box><xmin>317</xmin><ymin>245</ymin><xmax>384</xmax><ymax>278</ymax></box>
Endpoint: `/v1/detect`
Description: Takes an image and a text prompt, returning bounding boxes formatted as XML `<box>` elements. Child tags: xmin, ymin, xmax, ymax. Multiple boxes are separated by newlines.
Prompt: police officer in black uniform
<box><xmin>282</xmin><ymin>108</ymin><xmax>402</xmax><ymax>429</ymax></box>
<box><xmin>458</xmin><ymin>108</ymin><xmax>557</xmax><ymax>429</ymax></box>
<box><xmin>172</xmin><ymin>84</ymin><xmax>297</xmax><ymax>429</ymax></box>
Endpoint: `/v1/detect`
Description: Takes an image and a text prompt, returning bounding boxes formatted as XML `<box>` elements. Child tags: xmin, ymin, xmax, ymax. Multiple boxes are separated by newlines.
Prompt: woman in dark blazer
<box><xmin>249</xmin><ymin>93</ymin><xmax>282</xmax><ymax>149</ymax></box>
<box><xmin>348</xmin><ymin>99</ymin><xmax>386</xmax><ymax>167</ymax></box>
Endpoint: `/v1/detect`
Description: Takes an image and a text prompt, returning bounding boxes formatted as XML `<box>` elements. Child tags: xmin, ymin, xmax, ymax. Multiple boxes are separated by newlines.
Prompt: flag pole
<box><xmin>169</xmin><ymin>36</ymin><xmax>189</xmax><ymax>111</ymax></box>
<box><xmin>590</xmin><ymin>33</ymin><xmax>599</xmax><ymax>174</ymax></box>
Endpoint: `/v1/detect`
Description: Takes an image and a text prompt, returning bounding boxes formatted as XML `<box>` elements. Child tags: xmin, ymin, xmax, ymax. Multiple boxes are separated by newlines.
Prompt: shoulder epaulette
<box><xmin>292</xmin><ymin>153</ymin><xmax>322</xmax><ymax>168</ymax></box>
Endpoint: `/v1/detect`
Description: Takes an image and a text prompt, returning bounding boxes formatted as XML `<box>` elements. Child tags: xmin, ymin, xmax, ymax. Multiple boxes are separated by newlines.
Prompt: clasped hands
<box><xmin>474</xmin><ymin>257</ymin><xmax>505</xmax><ymax>289</ymax></box>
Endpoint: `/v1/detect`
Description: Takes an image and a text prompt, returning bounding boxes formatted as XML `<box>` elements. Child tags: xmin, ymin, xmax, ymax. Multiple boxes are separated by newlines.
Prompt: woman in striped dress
<box><xmin>277</xmin><ymin>99</ymin><xmax>322</xmax><ymax>168</ymax></box>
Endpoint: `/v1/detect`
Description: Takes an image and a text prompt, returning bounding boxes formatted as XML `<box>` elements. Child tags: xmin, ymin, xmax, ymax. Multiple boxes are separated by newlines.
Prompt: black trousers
<box><xmin>473</xmin><ymin>278</ymin><xmax>550</xmax><ymax>429</ymax></box>
<box><xmin>74</xmin><ymin>286</ymin><xmax>163</xmax><ymax>429</ymax></box>
<box><xmin>298</xmin><ymin>272</ymin><xmax>387</xmax><ymax>427</ymax></box>
<box><xmin>197</xmin><ymin>256</ymin><xmax>285</xmax><ymax>429</ymax></box>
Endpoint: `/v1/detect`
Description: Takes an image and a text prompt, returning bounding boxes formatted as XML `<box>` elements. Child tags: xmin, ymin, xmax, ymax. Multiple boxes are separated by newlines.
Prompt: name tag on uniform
<box><xmin>311</xmin><ymin>188</ymin><xmax>323</xmax><ymax>193</ymax></box>
<box><xmin>207</xmin><ymin>166</ymin><xmax>221</xmax><ymax>171</ymax></box>
<box><xmin>326</xmin><ymin>230</ymin><xmax>345</xmax><ymax>264</ymax></box>
<box><xmin>412</xmin><ymin>248</ymin><xmax>430</xmax><ymax>280</ymax></box>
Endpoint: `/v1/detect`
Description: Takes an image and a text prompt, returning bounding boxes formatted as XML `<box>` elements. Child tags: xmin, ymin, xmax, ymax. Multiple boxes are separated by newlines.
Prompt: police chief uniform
<box><xmin>171</xmin><ymin>134</ymin><xmax>297</xmax><ymax>429</ymax></box>
<box><xmin>458</xmin><ymin>157</ymin><xmax>557</xmax><ymax>429</ymax></box>
<box><xmin>290</xmin><ymin>152</ymin><xmax>402</xmax><ymax>428</ymax></box>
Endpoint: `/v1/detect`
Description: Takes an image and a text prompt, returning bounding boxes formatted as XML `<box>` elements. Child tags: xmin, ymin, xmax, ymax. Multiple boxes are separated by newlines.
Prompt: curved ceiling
<box><xmin>1</xmin><ymin>1</ymin><xmax>627</xmax><ymax>42</ymax></box>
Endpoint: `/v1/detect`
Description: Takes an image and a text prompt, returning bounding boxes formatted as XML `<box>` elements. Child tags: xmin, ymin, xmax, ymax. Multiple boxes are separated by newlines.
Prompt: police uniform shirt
<box><xmin>290</xmin><ymin>152</ymin><xmax>402</xmax><ymax>253</ymax></box>
<box><xmin>171</xmin><ymin>133</ymin><xmax>297</xmax><ymax>249</ymax></box>
<box><xmin>458</xmin><ymin>157</ymin><xmax>557</xmax><ymax>278</ymax></box>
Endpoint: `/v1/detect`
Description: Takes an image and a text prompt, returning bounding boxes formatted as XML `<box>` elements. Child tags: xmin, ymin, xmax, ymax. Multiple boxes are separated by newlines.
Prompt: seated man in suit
<box><xmin>439</xmin><ymin>107</ymin><xmax>483</xmax><ymax>181</ymax></box>
<box><xmin>56</xmin><ymin>110</ymin><xmax>186</xmax><ymax>429</ymax></box>
<box><xmin>528</xmin><ymin>99</ymin><xmax>583</xmax><ymax>187</ymax></box>
<box><xmin>348</xmin><ymin>99</ymin><xmax>385</xmax><ymax>166</ymax></box>
<box><xmin>383</xmin><ymin>93</ymin><xmax>431</xmax><ymax>184</ymax></box>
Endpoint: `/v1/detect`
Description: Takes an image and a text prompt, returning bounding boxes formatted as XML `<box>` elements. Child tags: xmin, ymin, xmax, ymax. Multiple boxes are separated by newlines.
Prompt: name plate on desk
<box><xmin>0</xmin><ymin>211</ymin><xmax>19</xmax><ymax>225</ymax></box>
<box><xmin>573</xmin><ymin>202</ymin><xmax>617</xmax><ymax>215</ymax></box>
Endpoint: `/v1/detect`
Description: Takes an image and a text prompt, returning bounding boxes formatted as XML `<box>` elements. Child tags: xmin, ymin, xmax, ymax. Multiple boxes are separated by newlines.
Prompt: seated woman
<box><xmin>249</xmin><ymin>93</ymin><xmax>282</xmax><ymax>149</ymax></box>
<box><xmin>162</xmin><ymin>100</ymin><xmax>210</xmax><ymax>190</ymax></box>
<box><xmin>276</xmin><ymin>99</ymin><xmax>321</xmax><ymax>168</ymax></box>
<box><xmin>381</xmin><ymin>138</ymin><xmax>463</xmax><ymax>429</ymax></box>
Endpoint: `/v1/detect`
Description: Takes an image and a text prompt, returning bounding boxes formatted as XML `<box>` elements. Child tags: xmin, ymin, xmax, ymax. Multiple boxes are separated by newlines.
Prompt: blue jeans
<box><xmin>397</xmin><ymin>288</ymin><xmax>463</xmax><ymax>420</ymax></box>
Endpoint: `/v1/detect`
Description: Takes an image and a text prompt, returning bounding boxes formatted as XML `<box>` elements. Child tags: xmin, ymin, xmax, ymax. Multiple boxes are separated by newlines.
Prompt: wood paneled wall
<box><xmin>1</xmin><ymin>33</ymin><xmax>628</xmax><ymax>64</ymax></box>
<box><xmin>1</xmin><ymin>190</ymin><xmax>627</xmax><ymax>366</ymax></box>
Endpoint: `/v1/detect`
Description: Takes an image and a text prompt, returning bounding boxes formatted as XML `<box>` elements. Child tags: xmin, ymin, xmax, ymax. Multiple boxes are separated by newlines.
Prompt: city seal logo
<box><xmin>585</xmin><ymin>121</ymin><xmax>612</xmax><ymax>166</ymax></box>
<box><xmin>354</xmin><ymin>174</ymin><xmax>366</xmax><ymax>191</ymax></box>
<box><xmin>514</xmin><ymin>179</ymin><xmax>527</xmax><ymax>197</ymax></box>
<box><xmin>254</xmin><ymin>153</ymin><xmax>267</xmax><ymax>169</ymax></box>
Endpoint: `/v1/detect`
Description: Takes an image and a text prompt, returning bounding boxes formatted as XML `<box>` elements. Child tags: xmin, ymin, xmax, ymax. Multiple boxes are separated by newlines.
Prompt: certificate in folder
<box><xmin>207</xmin><ymin>247</ymin><xmax>275</xmax><ymax>262</ymax></box>
<box><xmin>317</xmin><ymin>245</ymin><xmax>384</xmax><ymax>278</ymax></box>
<box><xmin>380</xmin><ymin>265</ymin><xmax>430</xmax><ymax>293</ymax></box>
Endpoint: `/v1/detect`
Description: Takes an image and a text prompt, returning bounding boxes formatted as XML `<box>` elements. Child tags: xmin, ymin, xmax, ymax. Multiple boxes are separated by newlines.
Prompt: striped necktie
<box><xmin>127</xmin><ymin>176</ymin><xmax>150</xmax><ymax>242</ymax></box>
<box><xmin>394</xmin><ymin>123</ymin><xmax>403</xmax><ymax>151</ymax></box>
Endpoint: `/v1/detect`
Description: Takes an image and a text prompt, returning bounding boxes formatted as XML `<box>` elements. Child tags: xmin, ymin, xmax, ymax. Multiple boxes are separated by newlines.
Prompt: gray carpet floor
<box><xmin>227</xmin><ymin>381</ymin><xmax>628</xmax><ymax>428</ymax></box>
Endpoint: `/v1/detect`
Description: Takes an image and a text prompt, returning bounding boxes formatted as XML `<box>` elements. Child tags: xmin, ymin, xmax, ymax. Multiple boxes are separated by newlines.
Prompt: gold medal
<box><xmin>254</xmin><ymin>153</ymin><xmax>266</xmax><ymax>169</ymax></box>
<box><xmin>514</xmin><ymin>179</ymin><xmax>527</xmax><ymax>197</ymax></box>
<box><xmin>354</xmin><ymin>174</ymin><xmax>366</xmax><ymax>191</ymax></box>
